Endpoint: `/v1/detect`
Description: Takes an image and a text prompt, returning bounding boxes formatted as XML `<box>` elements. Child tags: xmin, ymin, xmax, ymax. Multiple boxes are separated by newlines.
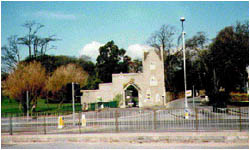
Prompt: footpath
<box><xmin>2</xmin><ymin>131</ymin><xmax>249</xmax><ymax>145</ymax></box>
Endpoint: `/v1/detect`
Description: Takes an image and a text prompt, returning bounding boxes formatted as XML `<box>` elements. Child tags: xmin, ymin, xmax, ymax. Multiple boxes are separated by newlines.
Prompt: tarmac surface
<box><xmin>2</xmin><ymin>142</ymin><xmax>249</xmax><ymax>149</ymax></box>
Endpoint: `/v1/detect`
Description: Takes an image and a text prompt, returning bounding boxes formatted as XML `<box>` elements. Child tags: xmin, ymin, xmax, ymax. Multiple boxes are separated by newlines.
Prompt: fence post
<box><xmin>44</xmin><ymin>113</ymin><xmax>46</xmax><ymax>135</ymax></box>
<box><xmin>78</xmin><ymin>112</ymin><xmax>81</xmax><ymax>134</ymax></box>
<box><xmin>36</xmin><ymin>113</ymin><xmax>39</xmax><ymax>134</ymax></box>
<box><xmin>153</xmin><ymin>110</ymin><xmax>157</xmax><ymax>130</ymax></box>
<box><xmin>9</xmin><ymin>114</ymin><xmax>13</xmax><ymax>135</ymax></box>
<box><xmin>115</xmin><ymin>110</ymin><xmax>119</xmax><ymax>132</ymax></box>
<box><xmin>239</xmin><ymin>107</ymin><xmax>242</xmax><ymax>132</ymax></box>
<box><xmin>195</xmin><ymin>108</ymin><xmax>198</xmax><ymax>131</ymax></box>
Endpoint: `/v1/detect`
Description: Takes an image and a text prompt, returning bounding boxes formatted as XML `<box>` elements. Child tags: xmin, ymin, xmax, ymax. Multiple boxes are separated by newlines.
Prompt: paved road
<box><xmin>2</xmin><ymin>142</ymin><xmax>248</xmax><ymax>149</ymax></box>
<box><xmin>166</xmin><ymin>97</ymin><xmax>202</xmax><ymax>109</ymax></box>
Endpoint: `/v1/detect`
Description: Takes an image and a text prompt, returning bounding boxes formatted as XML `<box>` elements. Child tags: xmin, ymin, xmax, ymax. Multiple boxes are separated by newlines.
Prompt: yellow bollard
<box><xmin>58</xmin><ymin>116</ymin><xmax>64</xmax><ymax>129</ymax></box>
<box><xmin>184</xmin><ymin>109</ymin><xmax>189</xmax><ymax>119</ymax></box>
<box><xmin>82</xmin><ymin>114</ymin><xmax>86</xmax><ymax>127</ymax></box>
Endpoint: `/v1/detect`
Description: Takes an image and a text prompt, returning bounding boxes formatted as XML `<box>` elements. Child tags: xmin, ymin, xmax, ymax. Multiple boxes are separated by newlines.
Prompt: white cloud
<box><xmin>34</xmin><ymin>11</ymin><xmax>76</xmax><ymax>20</ymax></box>
<box><xmin>126</xmin><ymin>44</ymin><xmax>152</xmax><ymax>59</ymax></box>
<box><xmin>79</xmin><ymin>42</ymin><xmax>152</xmax><ymax>62</ymax></box>
<box><xmin>79</xmin><ymin>41</ymin><xmax>104</xmax><ymax>62</ymax></box>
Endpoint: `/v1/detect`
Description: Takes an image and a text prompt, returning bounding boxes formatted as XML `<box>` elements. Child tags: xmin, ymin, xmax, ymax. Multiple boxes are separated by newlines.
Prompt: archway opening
<box><xmin>125</xmin><ymin>85</ymin><xmax>139</xmax><ymax>107</ymax></box>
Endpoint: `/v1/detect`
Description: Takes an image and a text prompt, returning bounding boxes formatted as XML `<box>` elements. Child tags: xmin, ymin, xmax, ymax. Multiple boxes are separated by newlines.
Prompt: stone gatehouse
<box><xmin>81</xmin><ymin>48</ymin><xmax>166</xmax><ymax>108</ymax></box>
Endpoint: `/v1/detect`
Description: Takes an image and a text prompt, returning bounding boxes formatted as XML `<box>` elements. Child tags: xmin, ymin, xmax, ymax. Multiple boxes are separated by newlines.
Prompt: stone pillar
<box><xmin>121</xmin><ymin>91</ymin><xmax>126</xmax><ymax>108</ymax></box>
<box><xmin>138</xmin><ymin>93</ymin><xmax>142</xmax><ymax>107</ymax></box>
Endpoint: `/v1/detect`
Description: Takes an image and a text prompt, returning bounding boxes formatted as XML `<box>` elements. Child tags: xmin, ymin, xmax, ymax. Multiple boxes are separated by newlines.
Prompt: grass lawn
<box><xmin>1</xmin><ymin>96</ymin><xmax>82</xmax><ymax>115</ymax></box>
<box><xmin>1</xmin><ymin>96</ymin><xmax>23</xmax><ymax>114</ymax></box>
<box><xmin>229</xmin><ymin>101</ymin><xmax>249</xmax><ymax>107</ymax></box>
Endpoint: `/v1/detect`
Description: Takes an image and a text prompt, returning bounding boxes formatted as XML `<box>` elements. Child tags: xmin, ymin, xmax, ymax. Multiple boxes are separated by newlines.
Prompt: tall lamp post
<box><xmin>180</xmin><ymin>17</ymin><xmax>189</xmax><ymax>118</ymax></box>
<box><xmin>72</xmin><ymin>82</ymin><xmax>75</xmax><ymax>126</ymax></box>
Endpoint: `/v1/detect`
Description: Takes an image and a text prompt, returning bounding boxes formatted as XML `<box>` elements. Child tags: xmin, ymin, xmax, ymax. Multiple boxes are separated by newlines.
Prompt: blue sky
<box><xmin>1</xmin><ymin>1</ymin><xmax>249</xmax><ymax>62</ymax></box>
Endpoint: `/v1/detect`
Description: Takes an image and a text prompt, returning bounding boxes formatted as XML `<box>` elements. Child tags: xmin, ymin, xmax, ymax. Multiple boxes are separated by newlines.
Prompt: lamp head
<box><xmin>180</xmin><ymin>17</ymin><xmax>185</xmax><ymax>22</ymax></box>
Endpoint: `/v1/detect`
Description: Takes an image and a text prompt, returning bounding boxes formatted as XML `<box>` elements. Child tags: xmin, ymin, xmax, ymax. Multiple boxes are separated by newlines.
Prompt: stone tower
<box><xmin>140</xmin><ymin>47</ymin><xmax>166</xmax><ymax>107</ymax></box>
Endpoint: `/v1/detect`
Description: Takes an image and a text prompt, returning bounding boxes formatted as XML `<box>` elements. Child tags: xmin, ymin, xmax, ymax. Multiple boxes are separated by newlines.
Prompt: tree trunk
<box><xmin>21</xmin><ymin>101</ymin><xmax>27</xmax><ymax>114</ymax></box>
<box><xmin>213</xmin><ymin>68</ymin><xmax>219</xmax><ymax>94</ymax></box>
<box><xmin>29</xmin><ymin>45</ymin><xmax>32</xmax><ymax>58</ymax></box>
<box><xmin>46</xmin><ymin>95</ymin><xmax>50</xmax><ymax>110</ymax></box>
<box><xmin>58</xmin><ymin>100</ymin><xmax>64</xmax><ymax>109</ymax></box>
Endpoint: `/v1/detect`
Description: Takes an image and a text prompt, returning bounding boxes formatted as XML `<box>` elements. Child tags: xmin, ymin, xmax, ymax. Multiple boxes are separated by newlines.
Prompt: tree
<box><xmin>23</xmin><ymin>55</ymin><xmax>95</xmax><ymax>75</ymax></box>
<box><xmin>2</xmin><ymin>61</ymin><xmax>47</xmax><ymax>113</ymax></box>
<box><xmin>204</xmin><ymin>21</ymin><xmax>249</xmax><ymax>105</ymax></box>
<box><xmin>18</xmin><ymin>21</ymin><xmax>44</xmax><ymax>58</ymax></box>
<box><xmin>147</xmin><ymin>24</ymin><xmax>176</xmax><ymax>55</ymax></box>
<box><xmin>46</xmin><ymin>64</ymin><xmax>88</xmax><ymax>106</ymax></box>
<box><xmin>24</xmin><ymin>54</ymin><xmax>98</xmax><ymax>90</ymax></box>
<box><xmin>129</xmin><ymin>59</ymin><xmax>142</xmax><ymax>73</ymax></box>
<box><xmin>163</xmin><ymin>31</ymin><xmax>209</xmax><ymax>93</ymax></box>
<box><xmin>186</xmin><ymin>32</ymin><xmax>208</xmax><ymax>50</ymax></box>
<box><xmin>184</xmin><ymin>32</ymin><xmax>209</xmax><ymax>91</ymax></box>
<box><xmin>164</xmin><ymin>51</ymin><xmax>183</xmax><ymax>92</ymax></box>
<box><xmin>18</xmin><ymin>21</ymin><xmax>58</xmax><ymax>58</ymax></box>
<box><xmin>1</xmin><ymin>35</ymin><xmax>20</xmax><ymax>73</ymax></box>
<box><xmin>96</xmin><ymin>41</ymin><xmax>129</xmax><ymax>83</ymax></box>
<box><xmin>39</xmin><ymin>35</ymin><xmax>58</xmax><ymax>56</ymax></box>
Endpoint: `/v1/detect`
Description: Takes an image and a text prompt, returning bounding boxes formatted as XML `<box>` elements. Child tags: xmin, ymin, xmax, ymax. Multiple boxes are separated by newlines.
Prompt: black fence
<box><xmin>1</xmin><ymin>107</ymin><xmax>249</xmax><ymax>135</ymax></box>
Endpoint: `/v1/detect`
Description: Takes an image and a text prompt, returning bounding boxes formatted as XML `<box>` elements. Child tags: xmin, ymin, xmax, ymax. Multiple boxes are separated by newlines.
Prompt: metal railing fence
<box><xmin>1</xmin><ymin>107</ymin><xmax>249</xmax><ymax>135</ymax></box>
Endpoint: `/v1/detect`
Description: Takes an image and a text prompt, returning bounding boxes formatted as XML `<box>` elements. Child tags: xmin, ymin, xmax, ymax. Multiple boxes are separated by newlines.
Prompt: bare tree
<box><xmin>18</xmin><ymin>21</ymin><xmax>59</xmax><ymax>58</ymax></box>
<box><xmin>147</xmin><ymin>24</ymin><xmax>176</xmax><ymax>55</ymax></box>
<box><xmin>18</xmin><ymin>21</ymin><xmax>44</xmax><ymax>58</ymax></box>
<box><xmin>1</xmin><ymin>35</ymin><xmax>20</xmax><ymax>73</ymax></box>
<box><xmin>39</xmin><ymin>35</ymin><xmax>58</xmax><ymax>56</ymax></box>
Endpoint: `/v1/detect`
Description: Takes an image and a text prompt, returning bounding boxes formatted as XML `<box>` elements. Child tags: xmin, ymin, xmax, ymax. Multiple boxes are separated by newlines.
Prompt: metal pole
<box><xmin>115</xmin><ymin>110</ymin><xmax>119</xmax><ymax>132</ymax></box>
<box><xmin>9</xmin><ymin>114</ymin><xmax>13</xmax><ymax>135</ymax></box>
<box><xmin>195</xmin><ymin>108</ymin><xmax>198</xmax><ymax>131</ymax></box>
<box><xmin>26</xmin><ymin>91</ymin><xmax>29</xmax><ymax>119</ymax></box>
<box><xmin>239</xmin><ymin>107</ymin><xmax>242</xmax><ymax>131</ymax></box>
<box><xmin>182</xmin><ymin>21</ymin><xmax>188</xmax><ymax>109</ymax></box>
<box><xmin>72</xmin><ymin>82</ymin><xmax>75</xmax><ymax>126</ymax></box>
<box><xmin>153</xmin><ymin>110</ymin><xmax>157</xmax><ymax>130</ymax></box>
<box><xmin>44</xmin><ymin>113</ymin><xmax>46</xmax><ymax>135</ymax></box>
<box><xmin>78</xmin><ymin>112</ymin><xmax>81</xmax><ymax>134</ymax></box>
<box><xmin>193</xmin><ymin>85</ymin><xmax>195</xmax><ymax>108</ymax></box>
<box><xmin>181</xmin><ymin>17</ymin><xmax>189</xmax><ymax>120</ymax></box>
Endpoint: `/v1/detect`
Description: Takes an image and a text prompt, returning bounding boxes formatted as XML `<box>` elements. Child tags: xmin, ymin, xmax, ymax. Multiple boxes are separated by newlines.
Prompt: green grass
<box><xmin>1</xmin><ymin>96</ymin><xmax>82</xmax><ymax>115</ymax></box>
<box><xmin>1</xmin><ymin>96</ymin><xmax>23</xmax><ymax>114</ymax></box>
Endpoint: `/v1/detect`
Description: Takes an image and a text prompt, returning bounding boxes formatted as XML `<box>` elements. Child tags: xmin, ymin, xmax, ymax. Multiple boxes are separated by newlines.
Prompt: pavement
<box><xmin>2</xmin><ymin>131</ymin><xmax>249</xmax><ymax>145</ymax></box>
<box><xmin>2</xmin><ymin>142</ymin><xmax>249</xmax><ymax>149</ymax></box>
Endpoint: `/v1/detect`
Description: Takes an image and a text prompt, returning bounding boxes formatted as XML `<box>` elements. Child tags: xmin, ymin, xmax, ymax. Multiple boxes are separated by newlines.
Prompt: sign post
<box><xmin>26</xmin><ymin>91</ymin><xmax>29</xmax><ymax>120</ymax></box>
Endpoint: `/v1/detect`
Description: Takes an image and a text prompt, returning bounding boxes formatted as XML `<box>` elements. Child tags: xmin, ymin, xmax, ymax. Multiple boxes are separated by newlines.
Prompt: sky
<box><xmin>1</xmin><ymin>1</ymin><xmax>249</xmax><ymax>62</ymax></box>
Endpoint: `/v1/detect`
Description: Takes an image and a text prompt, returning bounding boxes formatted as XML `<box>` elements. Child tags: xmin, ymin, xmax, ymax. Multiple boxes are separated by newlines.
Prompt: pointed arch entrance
<box><xmin>123</xmin><ymin>83</ymin><xmax>141</xmax><ymax>108</ymax></box>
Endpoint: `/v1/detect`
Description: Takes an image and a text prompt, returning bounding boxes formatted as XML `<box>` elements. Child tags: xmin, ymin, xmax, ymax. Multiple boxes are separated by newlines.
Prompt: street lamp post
<box><xmin>72</xmin><ymin>82</ymin><xmax>75</xmax><ymax>126</ymax></box>
<box><xmin>180</xmin><ymin>17</ymin><xmax>189</xmax><ymax>118</ymax></box>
